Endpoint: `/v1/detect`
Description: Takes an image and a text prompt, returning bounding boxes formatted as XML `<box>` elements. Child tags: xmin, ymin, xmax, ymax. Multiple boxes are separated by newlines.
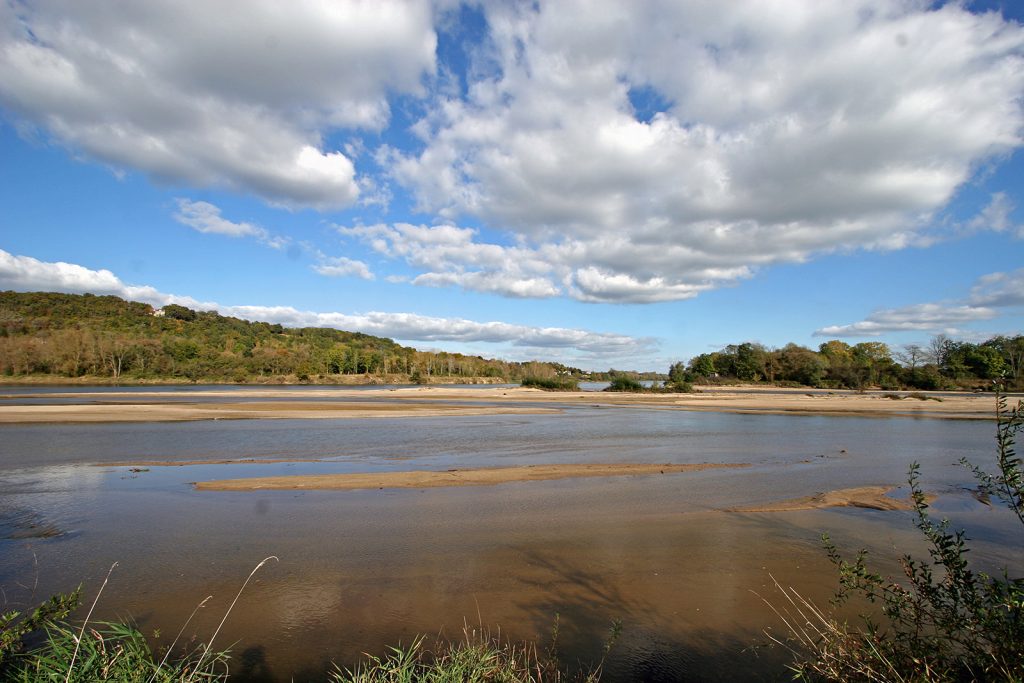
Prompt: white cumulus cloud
<box><xmin>386</xmin><ymin>1</ymin><xmax>1024</xmax><ymax>302</ymax></box>
<box><xmin>312</xmin><ymin>256</ymin><xmax>375</xmax><ymax>281</ymax></box>
<box><xmin>0</xmin><ymin>0</ymin><xmax>436</xmax><ymax>209</ymax></box>
<box><xmin>172</xmin><ymin>199</ymin><xmax>288</xmax><ymax>249</ymax></box>
<box><xmin>815</xmin><ymin>268</ymin><xmax>1024</xmax><ymax>337</ymax></box>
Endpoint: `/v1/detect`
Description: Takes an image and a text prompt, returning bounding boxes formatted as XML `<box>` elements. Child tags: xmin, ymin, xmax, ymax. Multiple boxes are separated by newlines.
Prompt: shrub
<box><xmin>521</xmin><ymin>376</ymin><xmax>579</xmax><ymax>391</ymax></box>
<box><xmin>669</xmin><ymin>379</ymin><xmax>694</xmax><ymax>393</ymax></box>
<box><xmin>604</xmin><ymin>376</ymin><xmax>643</xmax><ymax>392</ymax></box>
<box><xmin>0</xmin><ymin>589</ymin><xmax>80</xmax><ymax>669</ymax></box>
<box><xmin>779</xmin><ymin>391</ymin><xmax>1024</xmax><ymax>681</ymax></box>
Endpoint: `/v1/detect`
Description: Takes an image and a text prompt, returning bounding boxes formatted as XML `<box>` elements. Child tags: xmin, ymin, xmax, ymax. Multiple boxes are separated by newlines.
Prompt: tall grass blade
<box><xmin>64</xmin><ymin>561</ymin><xmax>116</xmax><ymax>683</ymax></box>
<box><xmin>186</xmin><ymin>555</ymin><xmax>277</xmax><ymax>683</ymax></box>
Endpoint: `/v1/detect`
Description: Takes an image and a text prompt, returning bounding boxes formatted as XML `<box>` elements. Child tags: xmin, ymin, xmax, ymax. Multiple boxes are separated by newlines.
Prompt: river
<box><xmin>0</xmin><ymin>387</ymin><xmax>1019</xmax><ymax>681</ymax></box>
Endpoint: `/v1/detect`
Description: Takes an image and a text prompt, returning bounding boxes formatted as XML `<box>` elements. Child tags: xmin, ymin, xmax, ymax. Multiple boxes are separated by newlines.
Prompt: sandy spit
<box><xmin>0</xmin><ymin>400</ymin><xmax>559</xmax><ymax>423</ymax></box>
<box><xmin>194</xmin><ymin>462</ymin><xmax>749</xmax><ymax>491</ymax></box>
<box><xmin>727</xmin><ymin>485</ymin><xmax>913</xmax><ymax>512</ymax></box>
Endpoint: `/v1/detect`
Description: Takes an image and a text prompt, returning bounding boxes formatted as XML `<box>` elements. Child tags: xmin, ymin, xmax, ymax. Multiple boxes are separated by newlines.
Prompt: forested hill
<box><xmin>0</xmin><ymin>291</ymin><xmax>578</xmax><ymax>383</ymax></box>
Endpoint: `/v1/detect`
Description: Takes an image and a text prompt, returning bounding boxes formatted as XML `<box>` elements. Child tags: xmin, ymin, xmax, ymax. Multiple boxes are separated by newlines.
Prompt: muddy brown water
<box><xmin>1</xmin><ymin>391</ymin><xmax>1021</xmax><ymax>681</ymax></box>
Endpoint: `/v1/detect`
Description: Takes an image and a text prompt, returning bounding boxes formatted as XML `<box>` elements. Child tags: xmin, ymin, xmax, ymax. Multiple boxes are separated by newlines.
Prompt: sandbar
<box><xmin>0</xmin><ymin>400</ymin><xmax>559</xmax><ymax>423</ymax></box>
<box><xmin>194</xmin><ymin>462</ymin><xmax>748</xmax><ymax>491</ymax></box>
<box><xmin>727</xmin><ymin>485</ymin><xmax>914</xmax><ymax>512</ymax></box>
<box><xmin>0</xmin><ymin>386</ymin><xmax>1006</xmax><ymax>423</ymax></box>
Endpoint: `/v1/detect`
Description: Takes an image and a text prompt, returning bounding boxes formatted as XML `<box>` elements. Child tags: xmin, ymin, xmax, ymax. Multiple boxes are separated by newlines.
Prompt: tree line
<box><xmin>0</xmin><ymin>291</ymin><xmax>582</xmax><ymax>383</ymax></box>
<box><xmin>668</xmin><ymin>336</ymin><xmax>1024</xmax><ymax>391</ymax></box>
<box><xmin>3</xmin><ymin>291</ymin><xmax>1020</xmax><ymax>389</ymax></box>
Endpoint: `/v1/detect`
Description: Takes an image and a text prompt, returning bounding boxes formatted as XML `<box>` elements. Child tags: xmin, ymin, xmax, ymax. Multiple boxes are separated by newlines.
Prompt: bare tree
<box><xmin>928</xmin><ymin>334</ymin><xmax>950</xmax><ymax>368</ymax></box>
<box><xmin>96</xmin><ymin>334</ymin><xmax>132</xmax><ymax>380</ymax></box>
<box><xmin>895</xmin><ymin>343</ymin><xmax>924</xmax><ymax>370</ymax></box>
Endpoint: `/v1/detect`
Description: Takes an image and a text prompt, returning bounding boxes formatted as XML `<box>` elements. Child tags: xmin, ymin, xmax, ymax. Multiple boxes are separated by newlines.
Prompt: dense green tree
<box><xmin>668</xmin><ymin>361</ymin><xmax>688</xmax><ymax>386</ymax></box>
<box><xmin>777</xmin><ymin>343</ymin><xmax>828</xmax><ymax>386</ymax></box>
<box><xmin>687</xmin><ymin>353</ymin><xmax>717</xmax><ymax>378</ymax></box>
<box><xmin>161</xmin><ymin>304</ymin><xmax>197</xmax><ymax>321</ymax></box>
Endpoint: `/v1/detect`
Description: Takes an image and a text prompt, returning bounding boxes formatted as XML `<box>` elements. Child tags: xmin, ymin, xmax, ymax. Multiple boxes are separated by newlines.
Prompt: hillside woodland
<box><xmin>1</xmin><ymin>291</ymin><xmax>1020</xmax><ymax>389</ymax></box>
<box><xmin>0</xmin><ymin>291</ymin><xmax>578</xmax><ymax>384</ymax></box>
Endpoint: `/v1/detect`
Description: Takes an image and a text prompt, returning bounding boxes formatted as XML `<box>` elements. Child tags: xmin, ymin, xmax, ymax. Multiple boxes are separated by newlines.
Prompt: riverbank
<box><xmin>0</xmin><ymin>385</ymin><xmax>1005</xmax><ymax>423</ymax></box>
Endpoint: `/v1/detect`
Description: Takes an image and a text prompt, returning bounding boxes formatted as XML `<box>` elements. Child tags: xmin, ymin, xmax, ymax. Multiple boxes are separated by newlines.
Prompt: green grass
<box><xmin>332</xmin><ymin>634</ymin><xmax>552</xmax><ymax>683</ymax></box>
<box><xmin>333</xmin><ymin>618</ymin><xmax>619</xmax><ymax>683</ymax></box>
<box><xmin>4</xmin><ymin>620</ymin><xmax>228</xmax><ymax>682</ymax></box>
<box><xmin>1</xmin><ymin>559</ymin><xmax>277</xmax><ymax>682</ymax></box>
<box><xmin>4</xmin><ymin>621</ymin><xmax>609</xmax><ymax>683</ymax></box>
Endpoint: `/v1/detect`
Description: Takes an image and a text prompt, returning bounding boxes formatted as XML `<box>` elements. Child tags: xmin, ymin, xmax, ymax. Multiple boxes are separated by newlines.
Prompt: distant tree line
<box><xmin>671</xmin><ymin>336</ymin><xmax>1024</xmax><ymax>390</ymax></box>
<box><xmin>0</xmin><ymin>291</ymin><xmax>583</xmax><ymax>383</ymax></box>
<box><xmin>4</xmin><ymin>292</ymin><xmax>1019</xmax><ymax>390</ymax></box>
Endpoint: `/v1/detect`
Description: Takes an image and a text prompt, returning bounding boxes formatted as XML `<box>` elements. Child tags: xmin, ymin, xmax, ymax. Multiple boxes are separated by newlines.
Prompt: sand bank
<box><xmin>727</xmin><ymin>485</ymin><xmax>913</xmax><ymax>512</ymax></box>
<box><xmin>194</xmin><ymin>462</ymin><xmax>748</xmax><ymax>491</ymax></box>
<box><xmin>0</xmin><ymin>386</ymin><xmax>1002</xmax><ymax>423</ymax></box>
<box><xmin>0</xmin><ymin>400</ymin><xmax>559</xmax><ymax>423</ymax></box>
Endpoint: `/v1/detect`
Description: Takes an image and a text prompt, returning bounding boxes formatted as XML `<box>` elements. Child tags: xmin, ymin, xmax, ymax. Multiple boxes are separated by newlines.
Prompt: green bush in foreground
<box><xmin>0</xmin><ymin>589</ymin><xmax>80</xmax><ymax>669</ymax></box>
<box><xmin>777</xmin><ymin>391</ymin><xmax>1024</xmax><ymax>681</ymax></box>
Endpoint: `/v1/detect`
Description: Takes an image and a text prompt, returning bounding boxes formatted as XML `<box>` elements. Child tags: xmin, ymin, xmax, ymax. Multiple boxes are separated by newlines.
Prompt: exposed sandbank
<box><xmin>0</xmin><ymin>386</ymin><xmax>1000</xmax><ymax>423</ymax></box>
<box><xmin>727</xmin><ymin>485</ymin><xmax>914</xmax><ymax>512</ymax></box>
<box><xmin>194</xmin><ymin>462</ymin><xmax>748</xmax><ymax>491</ymax></box>
<box><xmin>0</xmin><ymin>399</ymin><xmax>559</xmax><ymax>423</ymax></box>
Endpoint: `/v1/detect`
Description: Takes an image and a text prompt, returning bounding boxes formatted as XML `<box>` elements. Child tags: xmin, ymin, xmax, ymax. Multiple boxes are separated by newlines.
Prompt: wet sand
<box><xmin>194</xmin><ymin>462</ymin><xmax>748</xmax><ymax>491</ymax></box>
<box><xmin>100</xmin><ymin>458</ymin><xmax>326</xmax><ymax>467</ymax></box>
<box><xmin>0</xmin><ymin>386</ymin><xmax>1000</xmax><ymax>422</ymax></box>
<box><xmin>726</xmin><ymin>485</ymin><xmax>915</xmax><ymax>512</ymax></box>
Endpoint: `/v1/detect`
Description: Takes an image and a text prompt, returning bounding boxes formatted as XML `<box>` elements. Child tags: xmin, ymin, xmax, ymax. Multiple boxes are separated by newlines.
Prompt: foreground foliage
<box><xmin>0</xmin><ymin>590</ymin><xmax>80</xmax><ymax>669</ymax></box>
<box><xmin>335</xmin><ymin>635</ymin><xmax>561</xmax><ymax>683</ymax></box>
<box><xmin>780</xmin><ymin>391</ymin><xmax>1024</xmax><ymax>681</ymax></box>
<box><xmin>4</xmin><ymin>621</ymin><xmax>228</xmax><ymax>682</ymax></box>
<box><xmin>1</xmin><ymin>621</ymin><xmax>612</xmax><ymax>683</ymax></box>
<box><xmin>334</xmin><ymin>618</ymin><xmax>619</xmax><ymax>683</ymax></box>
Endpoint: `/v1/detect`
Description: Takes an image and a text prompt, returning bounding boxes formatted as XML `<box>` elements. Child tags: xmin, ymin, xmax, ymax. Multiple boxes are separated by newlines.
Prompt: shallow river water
<box><xmin>0</xmin><ymin>388</ymin><xmax>1020</xmax><ymax>681</ymax></box>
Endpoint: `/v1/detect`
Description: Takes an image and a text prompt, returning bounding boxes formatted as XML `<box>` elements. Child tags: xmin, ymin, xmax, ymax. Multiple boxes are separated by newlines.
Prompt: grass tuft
<box><xmin>330</xmin><ymin>620</ymin><xmax>619</xmax><ymax>683</ymax></box>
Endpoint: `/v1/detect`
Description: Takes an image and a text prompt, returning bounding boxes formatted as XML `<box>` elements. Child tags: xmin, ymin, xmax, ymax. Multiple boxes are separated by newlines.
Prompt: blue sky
<box><xmin>1</xmin><ymin>0</ymin><xmax>1023</xmax><ymax>371</ymax></box>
